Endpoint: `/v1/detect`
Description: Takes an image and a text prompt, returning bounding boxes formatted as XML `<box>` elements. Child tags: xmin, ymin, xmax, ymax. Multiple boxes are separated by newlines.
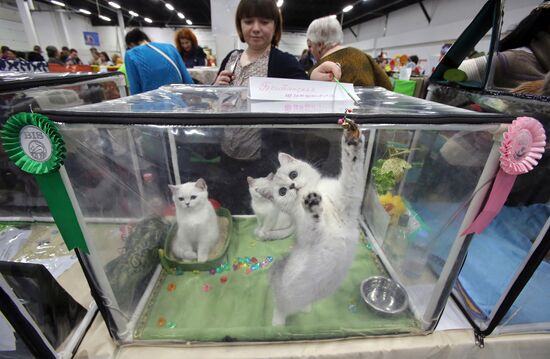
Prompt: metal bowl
<box><xmin>360</xmin><ymin>276</ymin><xmax>409</xmax><ymax>315</ymax></box>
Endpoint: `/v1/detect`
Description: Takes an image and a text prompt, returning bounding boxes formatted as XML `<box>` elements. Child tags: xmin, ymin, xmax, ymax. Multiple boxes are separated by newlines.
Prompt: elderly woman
<box><xmin>307</xmin><ymin>16</ymin><xmax>392</xmax><ymax>89</ymax></box>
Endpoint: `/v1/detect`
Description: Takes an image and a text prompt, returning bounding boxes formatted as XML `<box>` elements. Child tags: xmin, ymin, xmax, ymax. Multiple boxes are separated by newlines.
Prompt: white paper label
<box><xmin>19</xmin><ymin>125</ymin><xmax>52</xmax><ymax>163</ymax></box>
<box><xmin>248</xmin><ymin>77</ymin><xmax>358</xmax><ymax>102</ymax></box>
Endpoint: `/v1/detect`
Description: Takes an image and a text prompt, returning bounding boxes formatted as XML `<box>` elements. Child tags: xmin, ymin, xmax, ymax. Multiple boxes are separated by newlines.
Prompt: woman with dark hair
<box><xmin>99</xmin><ymin>51</ymin><xmax>112</xmax><ymax>66</ymax></box>
<box><xmin>214</xmin><ymin>0</ymin><xmax>307</xmax><ymax>86</ymax></box>
<box><xmin>175</xmin><ymin>28</ymin><xmax>206</xmax><ymax>68</ymax></box>
<box><xmin>124</xmin><ymin>28</ymin><xmax>193</xmax><ymax>95</ymax></box>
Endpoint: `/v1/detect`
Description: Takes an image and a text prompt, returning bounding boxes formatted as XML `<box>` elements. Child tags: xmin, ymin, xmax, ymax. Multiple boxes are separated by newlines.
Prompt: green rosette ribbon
<box><xmin>2</xmin><ymin>112</ymin><xmax>65</xmax><ymax>174</ymax></box>
<box><xmin>1</xmin><ymin>113</ymin><xmax>89</xmax><ymax>254</ymax></box>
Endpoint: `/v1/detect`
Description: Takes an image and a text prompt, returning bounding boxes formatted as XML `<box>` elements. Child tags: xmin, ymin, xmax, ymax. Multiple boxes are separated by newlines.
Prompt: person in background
<box><xmin>306</xmin><ymin>16</ymin><xmax>392</xmax><ymax>89</ymax></box>
<box><xmin>174</xmin><ymin>28</ymin><xmax>206</xmax><ymax>68</ymax></box>
<box><xmin>2</xmin><ymin>49</ymin><xmax>17</xmax><ymax>60</ymax></box>
<box><xmin>66</xmin><ymin>48</ymin><xmax>82</xmax><ymax>65</ymax></box>
<box><xmin>27</xmin><ymin>45</ymin><xmax>45</xmax><ymax>62</ymax></box>
<box><xmin>111</xmin><ymin>53</ymin><xmax>123</xmax><ymax>65</ymax></box>
<box><xmin>99</xmin><ymin>51</ymin><xmax>113</xmax><ymax>66</ymax></box>
<box><xmin>60</xmin><ymin>47</ymin><xmax>69</xmax><ymax>63</ymax></box>
<box><xmin>89</xmin><ymin>47</ymin><xmax>101</xmax><ymax>65</ymax></box>
<box><xmin>124</xmin><ymin>28</ymin><xmax>193</xmax><ymax>95</ymax></box>
<box><xmin>1</xmin><ymin>46</ymin><xmax>9</xmax><ymax>59</ymax></box>
<box><xmin>213</xmin><ymin>0</ymin><xmax>308</xmax><ymax>213</ymax></box>
<box><xmin>214</xmin><ymin>0</ymin><xmax>307</xmax><ymax>86</ymax></box>
<box><xmin>299</xmin><ymin>46</ymin><xmax>316</xmax><ymax>73</ymax></box>
<box><xmin>459</xmin><ymin>2</ymin><xmax>549</xmax><ymax>93</ymax></box>
<box><xmin>45</xmin><ymin>46</ymin><xmax>64</xmax><ymax>65</ymax></box>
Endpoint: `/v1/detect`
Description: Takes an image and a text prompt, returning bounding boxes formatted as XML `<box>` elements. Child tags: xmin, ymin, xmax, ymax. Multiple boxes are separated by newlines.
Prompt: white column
<box><xmin>57</xmin><ymin>11</ymin><xmax>72</xmax><ymax>48</ymax></box>
<box><xmin>15</xmin><ymin>0</ymin><xmax>39</xmax><ymax>47</ymax></box>
<box><xmin>210</xmin><ymin>0</ymin><xmax>241</xmax><ymax>64</ymax></box>
<box><xmin>116</xmin><ymin>9</ymin><xmax>126</xmax><ymax>56</ymax></box>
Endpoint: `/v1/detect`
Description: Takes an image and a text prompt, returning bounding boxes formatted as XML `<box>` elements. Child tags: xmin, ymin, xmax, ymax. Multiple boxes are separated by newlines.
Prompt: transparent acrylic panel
<box><xmin>0</xmin><ymin>72</ymin><xmax>127</xmax><ymax>220</ymax></box>
<box><xmin>0</xmin><ymin>262</ymin><xmax>87</xmax><ymax>354</ymax></box>
<box><xmin>455</xmin><ymin>151</ymin><xmax>550</xmax><ymax>331</ymax></box>
<box><xmin>60</xmin><ymin>124</ymin><xmax>165</xmax><ymax>324</ymax></box>
<box><xmin>362</xmin><ymin>126</ymin><xmax>497</xmax><ymax>330</ymax></box>
<box><xmin>54</xmin><ymin>112</ymin><xmax>507</xmax><ymax>343</ymax></box>
<box><xmin>0</xmin><ymin>312</ymin><xmax>36</xmax><ymax>359</ymax></box>
<box><xmin>495</xmin><ymin>224</ymin><xmax>550</xmax><ymax>334</ymax></box>
<box><xmin>60</xmin><ymin>122</ymin><xmax>444</xmax><ymax>343</ymax></box>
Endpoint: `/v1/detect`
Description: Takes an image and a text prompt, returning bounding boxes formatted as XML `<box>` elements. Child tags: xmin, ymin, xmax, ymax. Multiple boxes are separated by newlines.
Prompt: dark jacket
<box><xmin>218</xmin><ymin>46</ymin><xmax>308</xmax><ymax>81</ymax></box>
<box><xmin>180</xmin><ymin>46</ymin><xmax>207</xmax><ymax>68</ymax></box>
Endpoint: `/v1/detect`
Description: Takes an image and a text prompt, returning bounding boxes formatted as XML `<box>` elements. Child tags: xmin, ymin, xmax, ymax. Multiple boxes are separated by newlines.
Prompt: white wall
<box><xmin>0</xmin><ymin>2</ymin><xmax>30</xmax><ymax>51</ymax></box>
<box><xmin>343</xmin><ymin>0</ymin><xmax>541</xmax><ymax>71</ymax></box>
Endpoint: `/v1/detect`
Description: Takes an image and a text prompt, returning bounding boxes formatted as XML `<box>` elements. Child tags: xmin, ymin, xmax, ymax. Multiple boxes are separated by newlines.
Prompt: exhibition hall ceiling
<box><xmin>36</xmin><ymin>0</ymin><xmax>421</xmax><ymax>31</ymax></box>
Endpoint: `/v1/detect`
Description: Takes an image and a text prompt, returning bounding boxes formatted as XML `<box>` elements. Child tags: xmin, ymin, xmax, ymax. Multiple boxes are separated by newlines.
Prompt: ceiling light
<box><xmin>186</xmin><ymin>19</ymin><xmax>192</xmax><ymax>25</ymax></box>
<box><xmin>108</xmin><ymin>1</ymin><xmax>121</xmax><ymax>9</ymax></box>
<box><xmin>129</xmin><ymin>10</ymin><xmax>138</xmax><ymax>17</ymax></box>
<box><xmin>165</xmin><ymin>3</ymin><xmax>174</xmax><ymax>11</ymax></box>
<box><xmin>79</xmin><ymin>9</ymin><xmax>91</xmax><ymax>15</ymax></box>
<box><xmin>50</xmin><ymin>0</ymin><xmax>65</xmax><ymax>7</ymax></box>
<box><xmin>144</xmin><ymin>17</ymin><xmax>153</xmax><ymax>23</ymax></box>
<box><xmin>177</xmin><ymin>12</ymin><xmax>185</xmax><ymax>19</ymax></box>
<box><xmin>343</xmin><ymin>5</ymin><xmax>353</xmax><ymax>12</ymax></box>
<box><xmin>99</xmin><ymin>15</ymin><xmax>111</xmax><ymax>21</ymax></box>
<box><xmin>276</xmin><ymin>0</ymin><xmax>283</xmax><ymax>7</ymax></box>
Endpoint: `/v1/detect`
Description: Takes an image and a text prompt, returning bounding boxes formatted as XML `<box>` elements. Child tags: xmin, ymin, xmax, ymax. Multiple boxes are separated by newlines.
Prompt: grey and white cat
<box><xmin>261</xmin><ymin>129</ymin><xmax>366</xmax><ymax>326</ymax></box>
<box><xmin>168</xmin><ymin>178</ymin><xmax>219</xmax><ymax>262</ymax></box>
<box><xmin>248</xmin><ymin>173</ymin><xmax>294</xmax><ymax>240</ymax></box>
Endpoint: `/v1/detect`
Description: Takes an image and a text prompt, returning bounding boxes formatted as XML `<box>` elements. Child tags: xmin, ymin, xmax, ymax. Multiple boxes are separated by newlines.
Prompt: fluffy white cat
<box><xmin>260</xmin><ymin>129</ymin><xmax>366</xmax><ymax>326</ymax></box>
<box><xmin>248</xmin><ymin>173</ymin><xmax>294</xmax><ymax>240</ymax></box>
<box><xmin>168</xmin><ymin>178</ymin><xmax>219</xmax><ymax>262</ymax></box>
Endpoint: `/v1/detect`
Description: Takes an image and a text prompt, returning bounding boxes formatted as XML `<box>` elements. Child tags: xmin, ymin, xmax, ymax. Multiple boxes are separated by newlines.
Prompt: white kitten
<box><xmin>247</xmin><ymin>173</ymin><xmax>294</xmax><ymax>240</ymax></box>
<box><xmin>168</xmin><ymin>178</ymin><xmax>219</xmax><ymax>263</ymax></box>
<box><xmin>263</xmin><ymin>129</ymin><xmax>366</xmax><ymax>326</ymax></box>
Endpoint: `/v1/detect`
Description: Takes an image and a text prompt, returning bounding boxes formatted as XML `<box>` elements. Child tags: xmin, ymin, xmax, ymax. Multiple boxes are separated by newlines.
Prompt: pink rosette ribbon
<box><xmin>462</xmin><ymin>117</ymin><xmax>546</xmax><ymax>236</ymax></box>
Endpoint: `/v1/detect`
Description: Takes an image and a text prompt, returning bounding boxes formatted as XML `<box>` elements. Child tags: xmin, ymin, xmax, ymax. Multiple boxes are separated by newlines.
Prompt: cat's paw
<box><xmin>303</xmin><ymin>192</ymin><xmax>323</xmax><ymax>221</ymax></box>
<box><xmin>343</xmin><ymin>128</ymin><xmax>364</xmax><ymax>147</ymax></box>
<box><xmin>254</xmin><ymin>227</ymin><xmax>266</xmax><ymax>239</ymax></box>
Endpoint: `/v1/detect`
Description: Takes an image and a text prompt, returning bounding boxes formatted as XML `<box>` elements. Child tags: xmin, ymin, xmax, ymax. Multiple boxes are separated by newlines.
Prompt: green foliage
<box><xmin>371</xmin><ymin>159</ymin><xmax>396</xmax><ymax>195</ymax></box>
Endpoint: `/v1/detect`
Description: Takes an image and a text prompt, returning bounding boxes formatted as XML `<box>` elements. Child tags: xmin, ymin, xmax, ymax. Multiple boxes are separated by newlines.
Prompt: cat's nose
<box><xmin>185</xmin><ymin>202</ymin><xmax>190</xmax><ymax>207</ymax></box>
<box><xmin>289</xmin><ymin>183</ymin><xmax>296</xmax><ymax>189</ymax></box>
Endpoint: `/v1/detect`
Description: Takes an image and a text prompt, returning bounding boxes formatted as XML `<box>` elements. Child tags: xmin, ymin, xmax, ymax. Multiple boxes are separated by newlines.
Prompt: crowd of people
<box><xmin>3</xmin><ymin>0</ymin><xmax>546</xmax><ymax>98</ymax></box>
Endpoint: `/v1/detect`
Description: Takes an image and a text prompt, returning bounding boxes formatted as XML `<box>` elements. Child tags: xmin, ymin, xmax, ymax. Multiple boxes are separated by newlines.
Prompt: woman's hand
<box><xmin>310</xmin><ymin>61</ymin><xmax>342</xmax><ymax>82</ymax></box>
<box><xmin>214</xmin><ymin>70</ymin><xmax>233</xmax><ymax>85</ymax></box>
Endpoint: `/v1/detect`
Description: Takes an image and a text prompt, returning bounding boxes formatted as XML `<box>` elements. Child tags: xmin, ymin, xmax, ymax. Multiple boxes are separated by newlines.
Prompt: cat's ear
<box><xmin>278</xmin><ymin>153</ymin><xmax>296</xmax><ymax>165</ymax></box>
<box><xmin>256</xmin><ymin>186</ymin><xmax>273</xmax><ymax>201</ymax></box>
<box><xmin>247</xmin><ymin>176</ymin><xmax>255</xmax><ymax>186</ymax></box>
<box><xmin>195</xmin><ymin>178</ymin><xmax>207</xmax><ymax>191</ymax></box>
<box><xmin>168</xmin><ymin>184</ymin><xmax>177</xmax><ymax>193</ymax></box>
<box><xmin>267</xmin><ymin>172</ymin><xmax>274</xmax><ymax>181</ymax></box>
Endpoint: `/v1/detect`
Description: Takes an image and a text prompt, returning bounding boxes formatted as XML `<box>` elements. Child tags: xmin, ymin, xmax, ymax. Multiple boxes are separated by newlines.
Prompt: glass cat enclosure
<box><xmin>31</xmin><ymin>85</ymin><xmax>517</xmax><ymax>345</ymax></box>
<box><xmin>0</xmin><ymin>71</ymin><xmax>127</xmax><ymax>220</ymax></box>
<box><xmin>427</xmin><ymin>0</ymin><xmax>550</xmax><ymax>341</ymax></box>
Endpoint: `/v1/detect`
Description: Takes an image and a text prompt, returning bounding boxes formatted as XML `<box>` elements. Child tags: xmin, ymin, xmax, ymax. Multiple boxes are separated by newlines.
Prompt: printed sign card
<box><xmin>249</xmin><ymin>77</ymin><xmax>358</xmax><ymax>102</ymax></box>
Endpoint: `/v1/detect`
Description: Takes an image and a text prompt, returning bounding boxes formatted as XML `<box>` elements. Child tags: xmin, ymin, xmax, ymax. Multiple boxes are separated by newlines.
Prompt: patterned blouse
<box><xmin>221</xmin><ymin>48</ymin><xmax>270</xmax><ymax>160</ymax></box>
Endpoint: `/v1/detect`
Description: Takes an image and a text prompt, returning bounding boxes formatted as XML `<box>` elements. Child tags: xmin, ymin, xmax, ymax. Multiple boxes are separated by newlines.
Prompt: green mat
<box><xmin>134</xmin><ymin>217</ymin><xmax>422</xmax><ymax>341</ymax></box>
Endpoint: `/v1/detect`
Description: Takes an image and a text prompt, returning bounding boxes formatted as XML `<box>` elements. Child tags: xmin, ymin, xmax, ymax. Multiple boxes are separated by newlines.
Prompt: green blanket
<box><xmin>135</xmin><ymin>217</ymin><xmax>421</xmax><ymax>341</ymax></box>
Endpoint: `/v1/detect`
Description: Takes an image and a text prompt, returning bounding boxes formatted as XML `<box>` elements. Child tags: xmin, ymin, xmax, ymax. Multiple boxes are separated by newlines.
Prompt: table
<box><xmin>187</xmin><ymin>67</ymin><xmax>219</xmax><ymax>85</ymax></box>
